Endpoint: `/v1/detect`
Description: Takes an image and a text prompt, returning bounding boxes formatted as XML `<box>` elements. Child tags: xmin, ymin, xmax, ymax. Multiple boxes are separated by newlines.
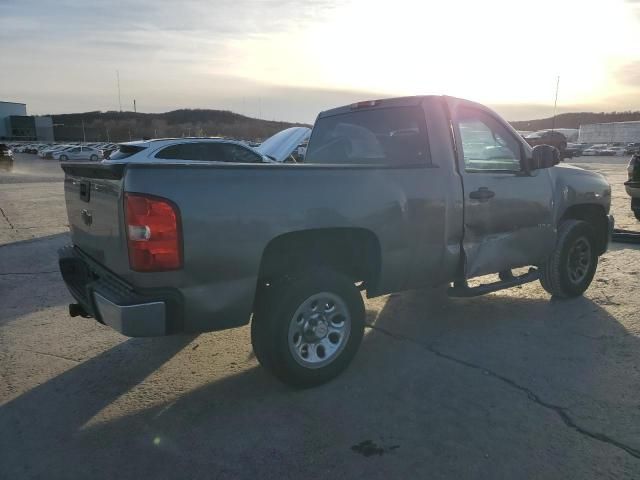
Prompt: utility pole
<box><xmin>551</xmin><ymin>75</ymin><xmax>560</xmax><ymax>132</ymax></box>
<box><xmin>106</xmin><ymin>128</ymin><xmax>110</xmax><ymax>142</ymax></box>
<box><xmin>133</xmin><ymin>99</ymin><xmax>136</xmax><ymax>113</ymax></box>
<box><xmin>82</xmin><ymin>119</ymin><xmax>86</xmax><ymax>143</ymax></box>
<box><xmin>117</xmin><ymin>70</ymin><xmax>122</xmax><ymax>112</ymax></box>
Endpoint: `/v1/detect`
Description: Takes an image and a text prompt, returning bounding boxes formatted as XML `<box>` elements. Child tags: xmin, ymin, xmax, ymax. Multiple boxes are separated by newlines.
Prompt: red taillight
<box><xmin>125</xmin><ymin>193</ymin><xmax>182</xmax><ymax>272</ymax></box>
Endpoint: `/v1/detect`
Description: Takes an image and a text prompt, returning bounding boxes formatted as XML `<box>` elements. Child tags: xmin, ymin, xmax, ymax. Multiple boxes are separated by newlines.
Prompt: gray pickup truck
<box><xmin>59</xmin><ymin>95</ymin><xmax>613</xmax><ymax>387</ymax></box>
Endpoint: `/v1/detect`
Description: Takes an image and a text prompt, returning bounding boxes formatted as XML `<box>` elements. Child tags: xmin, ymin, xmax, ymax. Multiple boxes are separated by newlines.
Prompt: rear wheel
<box><xmin>251</xmin><ymin>269</ymin><xmax>365</xmax><ymax>388</ymax></box>
<box><xmin>90</xmin><ymin>154</ymin><xmax>98</xmax><ymax>161</ymax></box>
<box><xmin>539</xmin><ymin>220</ymin><xmax>598</xmax><ymax>298</ymax></box>
<box><xmin>59</xmin><ymin>154</ymin><xmax>68</xmax><ymax>161</ymax></box>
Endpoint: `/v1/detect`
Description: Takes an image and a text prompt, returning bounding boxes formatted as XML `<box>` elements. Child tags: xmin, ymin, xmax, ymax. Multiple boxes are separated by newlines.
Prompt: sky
<box><xmin>1</xmin><ymin>0</ymin><xmax>639</xmax><ymax>123</ymax></box>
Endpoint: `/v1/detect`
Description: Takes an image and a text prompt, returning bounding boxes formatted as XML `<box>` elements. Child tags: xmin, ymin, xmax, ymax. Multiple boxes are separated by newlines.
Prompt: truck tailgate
<box><xmin>61</xmin><ymin>162</ymin><xmax>129</xmax><ymax>274</ymax></box>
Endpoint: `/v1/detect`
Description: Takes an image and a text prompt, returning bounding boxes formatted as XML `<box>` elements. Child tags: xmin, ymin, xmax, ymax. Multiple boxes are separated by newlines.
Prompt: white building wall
<box><xmin>578</xmin><ymin>122</ymin><xmax>640</xmax><ymax>144</ymax></box>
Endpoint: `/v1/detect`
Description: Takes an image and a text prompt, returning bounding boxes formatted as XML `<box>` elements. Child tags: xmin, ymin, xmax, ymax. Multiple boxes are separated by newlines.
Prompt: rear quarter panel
<box><xmin>123</xmin><ymin>158</ymin><xmax>461</xmax><ymax>332</ymax></box>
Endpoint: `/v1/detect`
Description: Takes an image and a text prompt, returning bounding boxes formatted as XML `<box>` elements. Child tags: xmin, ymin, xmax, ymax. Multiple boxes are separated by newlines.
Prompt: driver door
<box><xmin>449</xmin><ymin>100</ymin><xmax>556</xmax><ymax>278</ymax></box>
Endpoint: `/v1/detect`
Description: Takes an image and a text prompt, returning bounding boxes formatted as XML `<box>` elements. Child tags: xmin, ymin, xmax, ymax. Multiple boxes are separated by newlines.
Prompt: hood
<box><xmin>255</xmin><ymin>127</ymin><xmax>311</xmax><ymax>162</ymax></box>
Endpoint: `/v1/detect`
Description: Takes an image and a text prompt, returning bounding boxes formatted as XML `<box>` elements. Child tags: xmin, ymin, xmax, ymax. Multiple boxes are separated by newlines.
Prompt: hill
<box><xmin>510</xmin><ymin>111</ymin><xmax>640</xmax><ymax>131</ymax></box>
<box><xmin>50</xmin><ymin>109</ymin><xmax>310</xmax><ymax>142</ymax></box>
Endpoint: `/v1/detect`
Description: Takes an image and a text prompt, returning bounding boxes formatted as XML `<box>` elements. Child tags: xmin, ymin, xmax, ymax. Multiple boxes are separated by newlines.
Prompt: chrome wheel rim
<box><xmin>288</xmin><ymin>292</ymin><xmax>351</xmax><ymax>369</ymax></box>
<box><xmin>567</xmin><ymin>236</ymin><xmax>591</xmax><ymax>284</ymax></box>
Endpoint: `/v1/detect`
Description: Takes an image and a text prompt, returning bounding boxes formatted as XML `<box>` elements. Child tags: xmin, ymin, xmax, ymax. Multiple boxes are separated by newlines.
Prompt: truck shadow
<box><xmin>2</xmin><ymin>287</ymin><xmax>639</xmax><ymax>478</ymax></box>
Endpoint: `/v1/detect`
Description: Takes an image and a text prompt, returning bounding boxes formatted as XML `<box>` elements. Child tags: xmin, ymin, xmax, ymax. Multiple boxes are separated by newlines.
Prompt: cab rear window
<box><xmin>305</xmin><ymin>106</ymin><xmax>429</xmax><ymax>166</ymax></box>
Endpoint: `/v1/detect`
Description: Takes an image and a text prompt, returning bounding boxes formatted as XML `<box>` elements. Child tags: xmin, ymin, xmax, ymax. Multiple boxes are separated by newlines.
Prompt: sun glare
<box><xmin>227</xmin><ymin>0</ymin><xmax>640</xmax><ymax>109</ymax></box>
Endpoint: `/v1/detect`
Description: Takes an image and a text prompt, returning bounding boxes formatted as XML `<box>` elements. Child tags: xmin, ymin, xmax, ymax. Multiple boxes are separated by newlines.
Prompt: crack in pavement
<box><xmin>0</xmin><ymin>271</ymin><xmax>59</xmax><ymax>276</ymax></box>
<box><xmin>18</xmin><ymin>349</ymin><xmax>81</xmax><ymax>364</ymax></box>
<box><xmin>365</xmin><ymin>323</ymin><xmax>640</xmax><ymax>461</ymax></box>
<box><xmin>0</xmin><ymin>207</ymin><xmax>14</xmax><ymax>229</ymax></box>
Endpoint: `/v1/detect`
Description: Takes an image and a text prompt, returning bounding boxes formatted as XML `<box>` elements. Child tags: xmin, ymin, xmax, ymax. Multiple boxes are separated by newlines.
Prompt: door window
<box><xmin>457</xmin><ymin>107</ymin><xmax>522</xmax><ymax>172</ymax></box>
<box><xmin>155</xmin><ymin>143</ymin><xmax>202</xmax><ymax>160</ymax></box>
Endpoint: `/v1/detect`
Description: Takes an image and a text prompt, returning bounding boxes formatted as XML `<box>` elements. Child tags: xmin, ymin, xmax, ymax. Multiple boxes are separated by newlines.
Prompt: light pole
<box><xmin>551</xmin><ymin>75</ymin><xmax>560</xmax><ymax>132</ymax></box>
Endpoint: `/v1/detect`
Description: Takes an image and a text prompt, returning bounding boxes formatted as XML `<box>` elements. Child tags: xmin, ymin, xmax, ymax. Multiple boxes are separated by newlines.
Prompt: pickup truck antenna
<box><xmin>551</xmin><ymin>75</ymin><xmax>560</xmax><ymax>132</ymax></box>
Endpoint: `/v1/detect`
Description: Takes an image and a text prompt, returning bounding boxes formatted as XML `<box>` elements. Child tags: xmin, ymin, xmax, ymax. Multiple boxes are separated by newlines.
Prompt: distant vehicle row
<box><xmin>7</xmin><ymin>142</ymin><xmax>118</xmax><ymax>160</ymax></box>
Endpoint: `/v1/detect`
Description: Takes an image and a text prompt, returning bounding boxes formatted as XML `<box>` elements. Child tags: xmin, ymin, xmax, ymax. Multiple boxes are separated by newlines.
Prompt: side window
<box><xmin>225</xmin><ymin>145</ymin><xmax>262</xmax><ymax>163</ymax></box>
<box><xmin>199</xmin><ymin>143</ymin><xmax>227</xmax><ymax>161</ymax></box>
<box><xmin>155</xmin><ymin>143</ymin><xmax>202</xmax><ymax>160</ymax></box>
<box><xmin>457</xmin><ymin>107</ymin><xmax>522</xmax><ymax>172</ymax></box>
<box><xmin>305</xmin><ymin>106</ymin><xmax>429</xmax><ymax>166</ymax></box>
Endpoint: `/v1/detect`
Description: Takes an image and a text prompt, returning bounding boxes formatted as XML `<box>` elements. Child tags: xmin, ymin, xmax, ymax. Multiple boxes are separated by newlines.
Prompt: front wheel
<box><xmin>90</xmin><ymin>154</ymin><xmax>98</xmax><ymax>161</ymax></box>
<box><xmin>539</xmin><ymin>219</ymin><xmax>598</xmax><ymax>298</ymax></box>
<box><xmin>59</xmin><ymin>155</ymin><xmax>68</xmax><ymax>161</ymax></box>
<box><xmin>251</xmin><ymin>269</ymin><xmax>365</xmax><ymax>388</ymax></box>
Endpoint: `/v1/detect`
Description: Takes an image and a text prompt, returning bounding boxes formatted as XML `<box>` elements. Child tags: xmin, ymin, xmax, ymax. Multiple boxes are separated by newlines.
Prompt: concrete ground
<box><xmin>1</xmin><ymin>154</ymin><xmax>639</xmax><ymax>479</ymax></box>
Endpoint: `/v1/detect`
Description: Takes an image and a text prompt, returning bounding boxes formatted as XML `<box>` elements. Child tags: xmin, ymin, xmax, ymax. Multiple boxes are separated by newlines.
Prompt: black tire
<box><xmin>251</xmin><ymin>268</ymin><xmax>365</xmax><ymax>388</ymax></box>
<box><xmin>90</xmin><ymin>154</ymin><xmax>98</xmax><ymax>161</ymax></box>
<box><xmin>539</xmin><ymin>220</ymin><xmax>598</xmax><ymax>298</ymax></box>
<box><xmin>59</xmin><ymin>155</ymin><xmax>68</xmax><ymax>161</ymax></box>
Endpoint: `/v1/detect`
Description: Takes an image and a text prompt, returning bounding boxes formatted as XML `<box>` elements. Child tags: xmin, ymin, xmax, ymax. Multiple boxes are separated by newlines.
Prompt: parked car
<box><xmin>0</xmin><ymin>143</ymin><xmax>14</xmax><ymax>158</ymax></box>
<box><xmin>564</xmin><ymin>143</ymin><xmax>583</xmax><ymax>158</ymax></box>
<box><xmin>625</xmin><ymin>143</ymin><xmax>640</xmax><ymax>155</ymax></box>
<box><xmin>525</xmin><ymin>130</ymin><xmax>567</xmax><ymax>158</ymax></box>
<box><xmin>40</xmin><ymin>145</ymin><xmax>72</xmax><ymax>159</ymax></box>
<box><xmin>626</xmin><ymin>153</ymin><xmax>640</xmax><ymax>220</ymax></box>
<box><xmin>0</xmin><ymin>143</ymin><xmax>13</xmax><ymax>171</ymax></box>
<box><xmin>583</xmin><ymin>146</ymin><xmax>609</xmax><ymax>156</ymax></box>
<box><xmin>101</xmin><ymin>129</ymin><xmax>310</xmax><ymax>164</ymax></box>
<box><xmin>58</xmin><ymin>95</ymin><xmax>613</xmax><ymax>387</ymax></box>
<box><xmin>54</xmin><ymin>145</ymin><xmax>101</xmax><ymax>161</ymax></box>
<box><xmin>609</xmin><ymin>146</ymin><xmax>628</xmax><ymax>157</ymax></box>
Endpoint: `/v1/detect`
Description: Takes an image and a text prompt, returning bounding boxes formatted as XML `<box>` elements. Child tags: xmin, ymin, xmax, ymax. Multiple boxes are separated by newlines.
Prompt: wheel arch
<box><xmin>559</xmin><ymin>203</ymin><xmax>608</xmax><ymax>254</ymax></box>
<box><xmin>256</xmin><ymin>227</ymin><xmax>382</xmax><ymax>296</ymax></box>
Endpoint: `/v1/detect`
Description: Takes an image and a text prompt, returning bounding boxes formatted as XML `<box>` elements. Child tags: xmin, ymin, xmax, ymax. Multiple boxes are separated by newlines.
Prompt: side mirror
<box><xmin>529</xmin><ymin>144</ymin><xmax>560</xmax><ymax>170</ymax></box>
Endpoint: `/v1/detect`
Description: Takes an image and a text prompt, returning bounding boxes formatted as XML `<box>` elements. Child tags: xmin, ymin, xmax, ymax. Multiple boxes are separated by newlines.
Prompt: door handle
<box><xmin>469</xmin><ymin>187</ymin><xmax>495</xmax><ymax>201</ymax></box>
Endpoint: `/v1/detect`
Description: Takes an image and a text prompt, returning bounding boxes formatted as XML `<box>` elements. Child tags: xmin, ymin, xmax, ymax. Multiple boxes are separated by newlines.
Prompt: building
<box><xmin>578</xmin><ymin>121</ymin><xmax>640</xmax><ymax>144</ymax></box>
<box><xmin>0</xmin><ymin>101</ymin><xmax>27</xmax><ymax>139</ymax></box>
<box><xmin>35</xmin><ymin>116</ymin><xmax>54</xmax><ymax>141</ymax></box>
<box><xmin>0</xmin><ymin>100</ymin><xmax>54</xmax><ymax>141</ymax></box>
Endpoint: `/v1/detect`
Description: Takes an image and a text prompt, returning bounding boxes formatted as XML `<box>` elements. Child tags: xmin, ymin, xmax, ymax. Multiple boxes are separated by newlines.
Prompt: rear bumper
<box><xmin>605</xmin><ymin>214</ymin><xmax>615</xmax><ymax>252</ymax></box>
<box><xmin>625</xmin><ymin>180</ymin><xmax>640</xmax><ymax>200</ymax></box>
<box><xmin>58</xmin><ymin>246</ymin><xmax>182</xmax><ymax>336</ymax></box>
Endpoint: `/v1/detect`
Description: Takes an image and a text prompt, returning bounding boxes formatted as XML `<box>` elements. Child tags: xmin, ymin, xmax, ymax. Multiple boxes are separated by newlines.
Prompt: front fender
<box><xmin>549</xmin><ymin>164</ymin><xmax>611</xmax><ymax>222</ymax></box>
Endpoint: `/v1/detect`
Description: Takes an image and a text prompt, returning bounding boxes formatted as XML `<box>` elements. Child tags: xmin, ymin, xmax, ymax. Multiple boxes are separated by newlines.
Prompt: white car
<box><xmin>103</xmin><ymin>127</ymin><xmax>311</xmax><ymax>164</ymax></box>
<box><xmin>582</xmin><ymin>147</ymin><xmax>605</xmax><ymax>156</ymax></box>
<box><xmin>39</xmin><ymin>145</ymin><xmax>71</xmax><ymax>158</ymax></box>
<box><xmin>55</xmin><ymin>146</ymin><xmax>101</xmax><ymax>161</ymax></box>
<box><xmin>609</xmin><ymin>147</ymin><xmax>628</xmax><ymax>157</ymax></box>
